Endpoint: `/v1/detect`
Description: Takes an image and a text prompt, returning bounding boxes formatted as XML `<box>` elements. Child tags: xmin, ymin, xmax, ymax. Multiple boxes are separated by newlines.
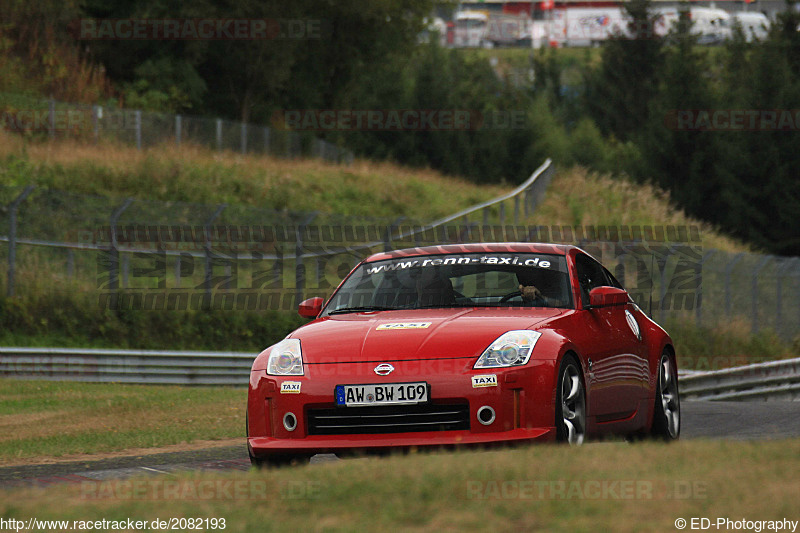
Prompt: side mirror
<box><xmin>588</xmin><ymin>286</ymin><xmax>629</xmax><ymax>308</ymax></box>
<box><xmin>298</xmin><ymin>297</ymin><xmax>324</xmax><ymax>318</ymax></box>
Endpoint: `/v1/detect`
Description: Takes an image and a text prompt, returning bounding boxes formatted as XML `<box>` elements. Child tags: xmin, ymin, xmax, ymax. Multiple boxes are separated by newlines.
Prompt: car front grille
<box><xmin>307</xmin><ymin>402</ymin><xmax>470</xmax><ymax>435</ymax></box>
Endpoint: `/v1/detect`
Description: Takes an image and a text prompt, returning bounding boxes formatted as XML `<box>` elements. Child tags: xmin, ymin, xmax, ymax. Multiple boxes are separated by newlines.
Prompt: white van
<box><xmin>690</xmin><ymin>8</ymin><xmax>732</xmax><ymax>44</ymax></box>
<box><xmin>729</xmin><ymin>12</ymin><xmax>770</xmax><ymax>42</ymax></box>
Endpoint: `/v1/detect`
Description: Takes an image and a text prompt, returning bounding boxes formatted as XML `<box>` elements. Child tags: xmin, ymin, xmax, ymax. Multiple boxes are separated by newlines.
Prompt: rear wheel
<box><xmin>555</xmin><ymin>355</ymin><xmax>586</xmax><ymax>445</ymax></box>
<box><xmin>650</xmin><ymin>351</ymin><xmax>680</xmax><ymax>440</ymax></box>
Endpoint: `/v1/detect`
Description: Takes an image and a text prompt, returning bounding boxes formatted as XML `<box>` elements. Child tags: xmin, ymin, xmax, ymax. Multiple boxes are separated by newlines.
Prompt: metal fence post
<box><xmin>108</xmin><ymin>198</ymin><xmax>134</xmax><ymax>291</ymax></box>
<box><xmin>241</xmin><ymin>122</ymin><xmax>247</xmax><ymax>154</ymax></box>
<box><xmin>523</xmin><ymin>189</ymin><xmax>529</xmax><ymax>218</ymax></box>
<box><xmin>6</xmin><ymin>186</ymin><xmax>34</xmax><ymax>297</ymax></box>
<box><xmin>295</xmin><ymin>213</ymin><xmax>318</xmax><ymax>306</ymax></box>
<box><xmin>384</xmin><ymin>217</ymin><xmax>406</xmax><ymax>252</ymax></box>
<box><xmin>216</xmin><ymin>119</ymin><xmax>223</xmax><ymax>152</ymax></box>
<box><xmin>204</xmin><ymin>205</ymin><xmax>226</xmax><ymax>304</ymax></box>
<box><xmin>67</xmin><ymin>249</ymin><xmax>75</xmax><ymax>278</ymax></box>
<box><xmin>121</xmin><ymin>254</ymin><xmax>130</xmax><ymax>289</ymax></box>
<box><xmin>263</xmin><ymin>127</ymin><xmax>270</xmax><ymax>155</ymax></box>
<box><xmin>659</xmin><ymin>255</ymin><xmax>667</xmax><ymax>323</ymax></box>
<box><xmin>499</xmin><ymin>202</ymin><xmax>505</xmax><ymax>225</ymax></box>
<box><xmin>460</xmin><ymin>221</ymin><xmax>476</xmax><ymax>243</ymax></box>
<box><xmin>724</xmin><ymin>253</ymin><xmax>744</xmax><ymax>317</ymax></box>
<box><xmin>696</xmin><ymin>250</ymin><xmax>716</xmax><ymax>327</ymax></box>
<box><xmin>93</xmin><ymin>106</ymin><xmax>100</xmax><ymax>145</ymax></box>
<box><xmin>175</xmin><ymin>115</ymin><xmax>182</xmax><ymax>146</ymax></box>
<box><xmin>48</xmin><ymin>97</ymin><xmax>55</xmax><ymax>140</ymax></box>
<box><xmin>775</xmin><ymin>258</ymin><xmax>798</xmax><ymax>339</ymax></box>
<box><xmin>135</xmin><ymin>110</ymin><xmax>142</xmax><ymax>150</ymax></box>
<box><xmin>751</xmin><ymin>255</ymin><xmax>773</xmax><ymax>334</ymax></box>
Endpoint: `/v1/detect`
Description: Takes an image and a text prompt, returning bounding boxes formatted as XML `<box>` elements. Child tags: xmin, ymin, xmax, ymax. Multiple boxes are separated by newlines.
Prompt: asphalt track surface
<box><xmin>2</xmin><ymin>400</ymin><xmax>799</xmax><ymax>488</ymax></box>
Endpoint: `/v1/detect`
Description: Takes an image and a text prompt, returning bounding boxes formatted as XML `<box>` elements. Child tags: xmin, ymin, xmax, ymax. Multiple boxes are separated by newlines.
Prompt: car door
<box><xmin>572</xmin><ymin>253</ymin><xmax>645</xmax><ymax>422</ymax></box>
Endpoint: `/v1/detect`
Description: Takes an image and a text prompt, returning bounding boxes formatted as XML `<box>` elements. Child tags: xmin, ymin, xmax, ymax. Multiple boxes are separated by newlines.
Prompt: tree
<box><xmin>584</xmin><ymin>0</ymin><xmax>664</xmax><ymax>142</ymax></box>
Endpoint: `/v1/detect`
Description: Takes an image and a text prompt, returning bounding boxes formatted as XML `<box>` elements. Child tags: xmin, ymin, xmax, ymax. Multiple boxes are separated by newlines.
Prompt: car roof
<box><xmin>365</xmin><ymin>243</ymin><xmax>576</xmax><ymax>262</ymax></box>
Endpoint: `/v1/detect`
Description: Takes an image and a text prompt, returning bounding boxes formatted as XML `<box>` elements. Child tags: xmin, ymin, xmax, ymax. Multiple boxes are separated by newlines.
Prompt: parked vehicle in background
<box><xmin>690</xmin><ymin>7</ymin><xmax>732</xmax><ymax>44</ymax></box>
<box><xmin>452</xmin><ymin>10</ymin><xmax>532</xmax><ymax>48</ymax></box>
<box><xmin>531</xmin><ymin>5</ymin><xmax>752</xmax><ymax>47</ymax></box>
<box><xmin>548</xmin><ymin>7</ymin><xmax>628</xmax><ymax>47</ymax></box>
<box><xmin>453</xmin><ymin>10</ymin><xmax>490</xmax><ymax>47</ymax></box>
<box><xmin>534</xmin><ymin>6</ymin><xmax>674</xmax><ymax>47</ymax></box>
<box><xmin>729</xmin><ymin>11</ymin><xmax>770</xmax><ymax>42</ymax></box>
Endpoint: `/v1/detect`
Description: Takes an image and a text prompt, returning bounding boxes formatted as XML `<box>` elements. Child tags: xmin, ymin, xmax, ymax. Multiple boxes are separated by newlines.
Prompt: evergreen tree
<box><xmin>584</xmin><ymin>0</ymin><xmax>664</xmax><ymax>142</ymax></box>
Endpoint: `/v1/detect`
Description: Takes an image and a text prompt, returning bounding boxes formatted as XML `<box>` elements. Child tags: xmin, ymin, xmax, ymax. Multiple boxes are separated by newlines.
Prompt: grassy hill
<box><xmin>1</xmin><ymin>134</ymin><xmax>794</xmax><ymax>365</ymax></box>
<box><xmin>0</xmin><ymin>132</ymin><xmax>746</xmax><ymax>252</ymax></box>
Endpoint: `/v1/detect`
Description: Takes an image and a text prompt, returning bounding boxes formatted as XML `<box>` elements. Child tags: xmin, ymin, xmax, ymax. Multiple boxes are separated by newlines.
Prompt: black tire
<box><xmin>252</xmin><ymin>454</ymin><xmax>310</xmax><ymax>468</ymax></box>
<box><xmin>650</xmin><ymin>351</ymin><xmax>680</xmax><ymax>441</ymax></box>
<box><xmin>555</xmin><ymin>355</ymin><xmax>586</xmax><ymax>445</ymax></box>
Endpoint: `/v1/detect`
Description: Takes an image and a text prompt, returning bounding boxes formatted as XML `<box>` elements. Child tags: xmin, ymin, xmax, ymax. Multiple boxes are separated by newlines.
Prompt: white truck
<box><xmin>533</xmin><ymin>6</ymin><xmax>757</xmax><ymax>47</ymax></box>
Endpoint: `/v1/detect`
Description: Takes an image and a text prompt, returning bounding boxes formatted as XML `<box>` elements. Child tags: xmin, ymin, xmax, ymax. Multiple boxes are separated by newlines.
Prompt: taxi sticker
<box><xmin>281</xmin><ymin>381</ymin><xmax>302</xmax><ymax>394</ymax></box>
<box><xmin>376</xmin><ymin>322</ymin><xmax>432</xmax><ymax>330</ymax></box>
<box><xmin>472</xmin><ymin>375</ymin><xmax>498</xmax><ymax>388</ymax></box>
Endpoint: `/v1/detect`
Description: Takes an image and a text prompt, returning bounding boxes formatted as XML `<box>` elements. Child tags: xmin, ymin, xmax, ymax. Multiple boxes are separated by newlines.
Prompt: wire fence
<box><xmin>0</xmin><ymin>92</ymin><xmax>353</xmax><ymax>163</ymax></box>
<box><xmin>1</xmin><ymin>157</ymin><xmax>799</xmax><ymax>343</ymax></box>
<box><xmin>0</xmin><ymin>160</ymin><xmax>554</xmax><ymax>308</ymax></box>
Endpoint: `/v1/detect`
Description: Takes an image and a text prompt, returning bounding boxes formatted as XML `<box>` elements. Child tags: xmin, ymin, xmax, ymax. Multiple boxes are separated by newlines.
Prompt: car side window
<box><xmin>603</xmin><ymin>266</ymin><xmax>624</xmax><ymax>290</ymax></box>
<box><xmin>575</xmin><ymin>253</ymin><xmax>610</xmax><ymax>307</ymax></box>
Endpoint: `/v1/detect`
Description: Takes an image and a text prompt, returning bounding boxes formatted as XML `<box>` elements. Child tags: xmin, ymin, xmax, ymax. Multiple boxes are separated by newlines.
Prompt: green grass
<box><xmin>0</xmin><ymin>133</ymin><xmax>505</xmax><ymax>221</ymax></box>
<box><xmin>1</xmin><ymin>438</ymin><xmax>798</xmax><ymax>531</ymax></box>
<box><xmin>666</xmin><ymin>317</ymin><xmax>799</xmax><ymax>371</ymax></box>
<box><xmin>0</xmin><ymin>380</ymin><xmax>244</xmax><ymax>463</ymax></box>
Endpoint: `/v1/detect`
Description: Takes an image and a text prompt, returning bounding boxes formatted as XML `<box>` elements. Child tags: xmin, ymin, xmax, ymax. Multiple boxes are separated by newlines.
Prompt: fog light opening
<box><xmin>477</xmin><ymin>405</ymin><xmax>496</xmax><ymax>426</ymax></box>
<box><xmin>283</xmin><ymin>412</ymin><xmax>298</xmax><ymax>432</ymax></box>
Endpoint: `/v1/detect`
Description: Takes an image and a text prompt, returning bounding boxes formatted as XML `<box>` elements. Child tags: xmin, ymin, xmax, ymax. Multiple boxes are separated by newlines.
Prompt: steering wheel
<box><xmin>499</xmin><ymin>291</ymin><xmax>522</xmax><ymax>303</ymax></box>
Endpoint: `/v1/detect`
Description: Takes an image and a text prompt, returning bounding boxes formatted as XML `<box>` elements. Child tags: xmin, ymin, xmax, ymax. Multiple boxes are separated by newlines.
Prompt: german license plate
<box><xmin>335</xmin><ymin>382</ymin><xmax>428</xmax><ymax>407</ymax></box>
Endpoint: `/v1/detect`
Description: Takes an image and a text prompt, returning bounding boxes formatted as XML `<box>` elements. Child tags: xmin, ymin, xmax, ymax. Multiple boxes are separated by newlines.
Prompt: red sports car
<box><xmin>247</xmin><ymin>243</ymin><xmax>680</xmax><ymax>466</ymax></box>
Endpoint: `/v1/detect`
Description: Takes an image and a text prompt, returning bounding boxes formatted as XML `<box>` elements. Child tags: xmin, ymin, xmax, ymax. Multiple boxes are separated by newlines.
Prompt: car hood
<box><xmin>289</xmin><ymin>308</ymin><xmax>564</xmax><ymax>363</ymax></box>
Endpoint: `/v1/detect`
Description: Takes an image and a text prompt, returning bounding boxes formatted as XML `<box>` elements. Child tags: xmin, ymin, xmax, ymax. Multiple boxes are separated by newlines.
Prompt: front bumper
<box><xmin>248</xmin><ymin>428</ymin><xmax>554</xmax><ymax>456</ymax></box>
<box><xmin>247</xmin><ymin>357</ymin><xmax>558</xmax><ymax>457</ymax></box>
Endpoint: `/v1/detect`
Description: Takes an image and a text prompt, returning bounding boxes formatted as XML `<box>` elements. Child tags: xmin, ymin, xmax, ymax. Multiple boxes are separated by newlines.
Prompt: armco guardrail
<box><xmin>0</xmin><ymin>347</ymin><xmax>254</xmax><ymax>386</ymax></box>
<box><xmin>680</xmin><ymin>358</ymin><xmax>800</xmax><ymax>401</ymax></box>
<box><xmin>3</xmin><ymin>346</ymin><xmax>798</xmax><ymax>398</ymax></box>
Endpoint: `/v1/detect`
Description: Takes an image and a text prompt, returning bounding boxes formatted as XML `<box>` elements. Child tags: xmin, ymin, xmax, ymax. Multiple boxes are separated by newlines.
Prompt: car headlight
<box><xmin>266</xmin><ymin>339</ymin><xmax>304</xmax><ymax>376</ymax></box>
<box><xmin>474</xmin><ymin>331</ymin><xmax>541</xmax><ymax>369</ymax></box>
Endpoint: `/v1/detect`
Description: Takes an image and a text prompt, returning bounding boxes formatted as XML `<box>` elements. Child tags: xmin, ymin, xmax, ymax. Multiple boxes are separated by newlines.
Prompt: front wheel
<box><xmin>251</xmin><ymin>454</ymin><xmax>311</xmax><ymax>468</ymax></box>
<box><xmin>650</xmin><ymin>351</ymin><xmax>680</xmax><ymax>440</ymax></box>
<box><xmin>555</xmin><ymin>355</ymin><xmax>586</xmax><ymax>445</ymax></box>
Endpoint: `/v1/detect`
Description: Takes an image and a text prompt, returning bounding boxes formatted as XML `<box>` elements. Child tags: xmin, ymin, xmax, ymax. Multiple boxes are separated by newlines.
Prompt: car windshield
<box><xmin>323</xmin><ymin>252</ymin><xmax>572</xmax><ymax>315</ymax></box>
